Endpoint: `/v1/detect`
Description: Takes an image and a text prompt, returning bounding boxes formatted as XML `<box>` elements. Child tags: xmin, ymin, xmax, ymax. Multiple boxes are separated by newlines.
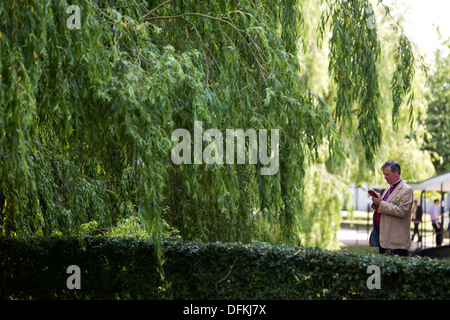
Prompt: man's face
<box><xmin>383</xmin><ymin>167</ymin><xmax>399</xmax><ymax>185</ymax></box>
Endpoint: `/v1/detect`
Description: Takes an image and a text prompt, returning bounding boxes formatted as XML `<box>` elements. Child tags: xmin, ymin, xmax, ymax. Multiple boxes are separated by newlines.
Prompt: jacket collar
<box><xmin>381</xmin><ymin>179</ymin><xmax>404</xmax><ymax>202</ymax></box>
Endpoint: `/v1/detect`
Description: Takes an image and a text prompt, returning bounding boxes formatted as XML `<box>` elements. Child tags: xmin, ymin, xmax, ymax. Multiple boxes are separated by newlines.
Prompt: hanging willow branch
<box><xmin>0</xmin><ymin>0</ymin><xmax>421</xmax><ymax>269</ymax></box>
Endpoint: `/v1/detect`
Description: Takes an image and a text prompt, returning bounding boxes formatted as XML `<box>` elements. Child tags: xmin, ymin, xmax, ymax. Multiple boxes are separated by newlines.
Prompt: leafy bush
<box><xmin>1</xmin><ymin>237</ymin><xmax>449</xmax><ymax>299</ymax></box>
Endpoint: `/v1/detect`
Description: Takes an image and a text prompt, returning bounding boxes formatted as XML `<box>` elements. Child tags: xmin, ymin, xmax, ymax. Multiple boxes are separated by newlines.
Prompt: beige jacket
<box><xmin>377</xmin><ymin>180</ymin><xmax>414</xmax><ymax>250</ymax></box>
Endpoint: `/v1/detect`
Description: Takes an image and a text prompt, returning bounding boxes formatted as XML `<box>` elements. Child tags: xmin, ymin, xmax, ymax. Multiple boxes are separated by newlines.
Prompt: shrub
<box><xmin>1</xmin><ymin>237</ymin><xmax>449</xmax><ymax>299</ymax></box>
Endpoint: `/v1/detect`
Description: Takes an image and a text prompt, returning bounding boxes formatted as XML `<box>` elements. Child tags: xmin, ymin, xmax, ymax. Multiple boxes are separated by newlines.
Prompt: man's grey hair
<box><xmin>381</xmin><ymin>159</ymin><xmax>401</xmax><ymax>175</ymax></box>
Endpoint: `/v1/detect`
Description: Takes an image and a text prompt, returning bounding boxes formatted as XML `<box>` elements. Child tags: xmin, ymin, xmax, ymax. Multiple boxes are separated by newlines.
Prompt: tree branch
<box><xmin>215</xmin><ymin>258</ymin><xmax>238</xmax><ymax>295</ymax></box>
<box><xmin>144</xmin><ymin>12</ymin><xmax>267</xmax><ymax>83</ymax></box>
<box><xmin>144</xmin><ymin>12</ymin><xmax>245</xmax><ymax>33</ymax></box>
<box><xmin>142</xmin><ymin>0</ymin><xmax>174</xmax><ymax>19</ymax></box>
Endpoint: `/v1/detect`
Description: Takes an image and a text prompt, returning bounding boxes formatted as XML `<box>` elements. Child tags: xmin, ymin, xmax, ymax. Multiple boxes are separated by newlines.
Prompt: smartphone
<box><xmin>368</xmin><ymin>189</ymin><xmax>377</xmax><ymax>197</ymax></box>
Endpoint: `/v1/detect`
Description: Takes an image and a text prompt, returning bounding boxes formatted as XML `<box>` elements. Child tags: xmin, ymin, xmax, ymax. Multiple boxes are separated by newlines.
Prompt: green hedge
<box><xmin>1</xmin><ymin>237</ymin><xmax>449</xmax><ymax>299</ymax></box>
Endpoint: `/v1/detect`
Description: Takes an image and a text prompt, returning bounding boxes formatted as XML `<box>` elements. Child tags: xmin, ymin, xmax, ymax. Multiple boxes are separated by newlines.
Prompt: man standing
<box><xmin>369</xmin><ymin>160</ymin><xmax>414</xmax><ymax>256</ymax></box>
<box><xmin>411</xmin><ymin>200</ymin><xmax>423</xmax><ymax>243</ymax></box>
<box><xmin>429</xmin><ymin>199</ymin><xmax>443</xmax><ymax>246</ymax></box>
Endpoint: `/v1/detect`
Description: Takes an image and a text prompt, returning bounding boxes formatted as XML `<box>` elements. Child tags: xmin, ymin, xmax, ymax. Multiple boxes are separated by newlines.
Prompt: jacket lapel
<box><xmin>381</xmin><ymin>188</ymin><xmax>388</xmax><ymax>199</ymax></box>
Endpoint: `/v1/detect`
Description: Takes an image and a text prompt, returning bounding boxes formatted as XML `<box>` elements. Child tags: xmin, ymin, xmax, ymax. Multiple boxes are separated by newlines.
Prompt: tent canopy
<box><xmin>408</xmin><ymin>171</ymin><xmax>450</xmax><ymax>192</ymax></box>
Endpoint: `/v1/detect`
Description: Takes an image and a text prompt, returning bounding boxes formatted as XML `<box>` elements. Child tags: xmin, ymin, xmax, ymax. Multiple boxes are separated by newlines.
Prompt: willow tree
<box><xmin>0</xmin><ymin>0</ymin><xmax>417</xmax><ymax>252</ymax></box>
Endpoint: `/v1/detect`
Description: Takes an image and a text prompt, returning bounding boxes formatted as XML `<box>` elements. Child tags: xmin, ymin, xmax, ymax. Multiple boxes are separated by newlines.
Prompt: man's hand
<box><xmin>371</xmin><ymin>192</ymin><xmax>382</xmax><ymax>206</ymax></box>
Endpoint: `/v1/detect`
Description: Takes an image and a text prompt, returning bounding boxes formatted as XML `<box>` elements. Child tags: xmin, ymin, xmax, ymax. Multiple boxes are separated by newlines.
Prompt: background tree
<box><xmin>423</xmin><ymin>32</ymin><xmax>450</xmax><ymax>174</ymax></box>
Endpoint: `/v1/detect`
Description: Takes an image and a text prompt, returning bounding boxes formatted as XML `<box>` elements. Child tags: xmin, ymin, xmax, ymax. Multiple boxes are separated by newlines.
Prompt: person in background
<box><xmin>411</xmin><ymin>199</ymin><xmax>422</xmax><ymax>243</ymax></box>
<box><xmin>429</xmin><ymin>199</ymin><xmax>443</xmax><ymax>246</ymax></box>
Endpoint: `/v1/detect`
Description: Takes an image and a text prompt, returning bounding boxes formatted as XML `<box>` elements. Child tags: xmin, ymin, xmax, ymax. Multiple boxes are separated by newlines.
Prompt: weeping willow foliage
<box><xmin>0</xmin><ymin>0</ymin><xmax>417</xmax><ymax>254</ymax></box>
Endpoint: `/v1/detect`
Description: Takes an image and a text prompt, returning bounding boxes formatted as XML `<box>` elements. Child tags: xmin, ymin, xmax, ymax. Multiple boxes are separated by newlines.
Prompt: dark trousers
<box><xmin>411</xmin><ymin>222</ymin><xmax>422</xmax><ymax>242</ymax></box>
<box><xmin>379</xmin><ymin>246</ymin><xmax>408</xmax><ymax>256</ymax></box>
<box><xmin>432</xmin><ymin>222</ymin><xmax>443</xmax><ymax>246</ymax></box>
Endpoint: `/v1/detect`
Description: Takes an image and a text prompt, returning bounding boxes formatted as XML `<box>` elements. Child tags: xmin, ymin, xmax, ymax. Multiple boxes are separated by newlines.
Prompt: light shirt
<box><xmin>429</xmin><ymin>204</ymin><xmax>440</xmax><ymax>223</ymax></box>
